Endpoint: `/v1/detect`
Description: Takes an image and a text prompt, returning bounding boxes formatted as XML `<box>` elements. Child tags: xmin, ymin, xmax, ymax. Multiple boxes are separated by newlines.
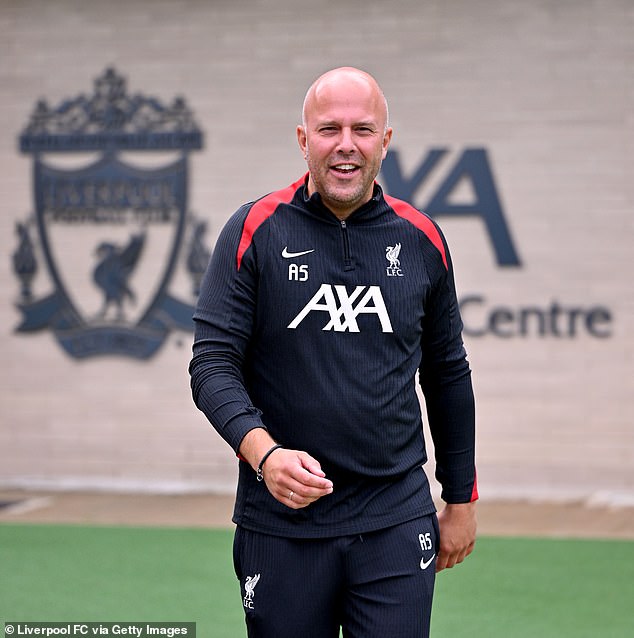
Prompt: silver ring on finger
<box><xmin>289</xmin><ymin>490</ymin><xmax>294</xmax><ymax>501</ymax></box>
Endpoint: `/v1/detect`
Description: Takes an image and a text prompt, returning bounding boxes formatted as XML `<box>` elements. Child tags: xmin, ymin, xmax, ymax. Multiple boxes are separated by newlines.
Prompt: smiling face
<box><xmin>297</xmin><ymin>68</ymin><xmax>393</xmax><ymax>220</ymax></box>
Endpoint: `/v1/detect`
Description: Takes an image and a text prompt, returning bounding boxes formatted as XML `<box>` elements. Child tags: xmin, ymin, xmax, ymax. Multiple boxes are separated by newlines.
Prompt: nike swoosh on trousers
<box><xmin>420</xmin><ymin>554</ymin><xmax>436</xmax><ymax>570</ymax></box>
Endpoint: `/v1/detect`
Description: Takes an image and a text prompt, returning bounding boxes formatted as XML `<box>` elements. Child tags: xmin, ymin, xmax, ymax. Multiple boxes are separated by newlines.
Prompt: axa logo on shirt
<box><xmin>288</xmin><ymin>284</ymin><xmax>393</xmax><ymax>333</ymax></box>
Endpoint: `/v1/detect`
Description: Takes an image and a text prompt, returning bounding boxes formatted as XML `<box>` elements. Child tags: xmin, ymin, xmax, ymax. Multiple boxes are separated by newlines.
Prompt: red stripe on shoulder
<box><xmin>384</xmin><ymin>194</ymin><xmax>448</xmax><ymax>270</ymax></box>
<box><xmin>236</xmin><ymin>175</ymin><xmax>306</xmax><ymax>270</ymax></box>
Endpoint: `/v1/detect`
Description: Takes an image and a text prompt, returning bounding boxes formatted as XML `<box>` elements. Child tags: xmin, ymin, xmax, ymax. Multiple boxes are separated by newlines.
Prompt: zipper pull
<box><xmin>340</xmin><ymin>219</ymin><xmax>354</xmax><ymax>270</ymax></box>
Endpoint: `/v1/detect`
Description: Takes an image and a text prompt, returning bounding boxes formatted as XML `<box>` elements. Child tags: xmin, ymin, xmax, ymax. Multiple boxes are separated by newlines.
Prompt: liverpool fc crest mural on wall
<box><xmin>13</xmin><ymin>69</ymin><xmax>210</xmax><ymax>359</ymax></box>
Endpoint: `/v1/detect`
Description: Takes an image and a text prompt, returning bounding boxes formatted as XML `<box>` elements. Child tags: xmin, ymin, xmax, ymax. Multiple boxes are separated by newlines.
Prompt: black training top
<box><xmin>189</xmin><ymin>174</ymin><xmax>477</xmax><ymax>538</ymax></box>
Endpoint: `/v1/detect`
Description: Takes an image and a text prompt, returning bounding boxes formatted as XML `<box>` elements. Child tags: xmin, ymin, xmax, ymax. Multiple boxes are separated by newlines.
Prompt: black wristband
<box><xmin>256</xmin><ymin>444</ymin><xmax>283</xmax><ymax>482</ymax></box>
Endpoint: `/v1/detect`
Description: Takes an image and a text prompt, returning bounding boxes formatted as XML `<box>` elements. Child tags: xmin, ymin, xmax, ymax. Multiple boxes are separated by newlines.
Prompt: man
<box><xmin>189</xmin><ymin>67</ymin><xmax>477</xmax><ymax>638</ymax></box>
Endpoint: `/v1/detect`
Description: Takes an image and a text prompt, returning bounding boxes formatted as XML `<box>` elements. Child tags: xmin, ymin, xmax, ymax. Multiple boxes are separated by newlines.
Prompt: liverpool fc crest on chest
<box><xmin>386</xmin><ymin>243</ymin><xmax>403</xmax><ymax>277</ymax></box>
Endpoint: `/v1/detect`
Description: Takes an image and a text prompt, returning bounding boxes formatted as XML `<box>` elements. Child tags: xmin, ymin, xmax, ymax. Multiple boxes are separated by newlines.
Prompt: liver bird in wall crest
<box><xmin>93</xmin><ymin>232</ymin><xmax>145</xmax><ymax>321</ymax></box>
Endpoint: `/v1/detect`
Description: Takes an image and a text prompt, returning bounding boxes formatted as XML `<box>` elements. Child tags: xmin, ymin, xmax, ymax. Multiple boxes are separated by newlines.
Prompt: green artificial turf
<box><xmin>431</xmin><ymin>536</ymin><xmax>634</xmax><ymax>637</ymax></box>
<box><xmin>1</xmin><ymin>524</ymin><xmax>633</xmax><ymax>637</ymax></box>
<box><xmin>0</xmin><ymin>524</ymin><xmax>242</xmax><ymax>636</ymax></box>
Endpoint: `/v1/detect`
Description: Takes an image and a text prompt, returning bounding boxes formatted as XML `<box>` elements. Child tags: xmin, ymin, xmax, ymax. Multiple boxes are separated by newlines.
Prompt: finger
<box><xmin>440</xmin><ymin>553</ymin><xmax>458</xmax><ymax>571</ymax></box>
<box><xmin>282</xmin><ymin>488</ymin><xmax>313</xmax><ymax>510</ymax></box>
<box><xmin>298</xmin><ymin>454</ymin><xmax>327</xmax><ymax>478</ymax></box>
<box><xmin>436</xmin><ymin>545</ymin><xmax>461</xmax><ymax>572</ymax></box>
<box><xmin>267</xmin><ymin>450</ymin><xmax>332</xmax><ymax>491</ymax></box>
<box><xmin>281</xmin><ymin>479</ymin><xmax>333</xmax><ymax>508</ymax></box>
<box><xmin>267</xmin><ymin>478</ymin><xmax>329</xmax><ymax>509</ymax></box>
<box><xmin>291</xmin><ymin>466</ymin><xmax>333</xmax><ymax>492</ymax></box>
<box><xmin>287</xmin><ymin>489</ymin><xmax>299</xmax><ymax>507</ymax></box>
<box><xmin>435</xmin><ymin>551</ymin><xmax>449</xmax><ymax>573</ymax></box>
<box><xmin>438</xmin><ymin>543</ymin><xmax>472</xmax><ymax>572</ymax></box>
<box><xmin>285</xmin><ymin>477</ymin><xmax>333</xmax><ymax>503</ymax></box>
<box><xmin>452</xmin><ymin>540</ymin><xmax>475</xmax><ymax>566</ymax></box>
<box><xmin>294</xmin><ymin>479</ymin><xmax>334</xmax><ymax>499</ymax></box>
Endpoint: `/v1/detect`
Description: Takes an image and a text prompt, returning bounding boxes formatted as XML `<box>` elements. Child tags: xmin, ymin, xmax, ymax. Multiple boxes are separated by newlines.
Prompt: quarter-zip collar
<box><xmin>297</xmin><ymin>173</ymin><xmax>388</xmax><ymax>224</ymax></box>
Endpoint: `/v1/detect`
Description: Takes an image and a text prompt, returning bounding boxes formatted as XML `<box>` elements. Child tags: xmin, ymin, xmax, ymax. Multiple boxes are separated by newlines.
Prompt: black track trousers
<box><xmin>233</xmin><ymin>513</ymin><xmax>439</xmax><ymax>638</ymax></box>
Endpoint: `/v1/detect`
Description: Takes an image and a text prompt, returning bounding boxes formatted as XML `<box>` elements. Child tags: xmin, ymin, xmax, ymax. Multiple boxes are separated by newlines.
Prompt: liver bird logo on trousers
<box><xmin>243</xmin><ymin>573</ymin><xmax>261</xmax><ymax>609</ymax></box>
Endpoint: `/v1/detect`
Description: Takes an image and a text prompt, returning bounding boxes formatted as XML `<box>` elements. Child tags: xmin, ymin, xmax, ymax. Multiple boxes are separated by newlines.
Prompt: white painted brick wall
<box><xmin>1</xmin><ymin>0</ymin><xmax>632</xmax><ymax>503</ymax></box>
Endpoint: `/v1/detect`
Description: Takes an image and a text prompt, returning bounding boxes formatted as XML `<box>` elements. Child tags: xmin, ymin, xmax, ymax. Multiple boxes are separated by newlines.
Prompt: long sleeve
<box><xmin>418</xmin><ymin>229</ymin><xmax>478</xmax><ymax>504</ymax></box>
<box><xmin>188</xmin><ymin>205</ymin><xmax>266</xmax><ymax>452</ymax></box>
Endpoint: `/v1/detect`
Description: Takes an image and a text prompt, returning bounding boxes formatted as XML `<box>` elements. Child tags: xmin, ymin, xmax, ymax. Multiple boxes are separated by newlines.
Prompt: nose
<box><xmin>336</xmin><ymin>127</ymin><xmax>356</xmax><ymax>154</ymax></box>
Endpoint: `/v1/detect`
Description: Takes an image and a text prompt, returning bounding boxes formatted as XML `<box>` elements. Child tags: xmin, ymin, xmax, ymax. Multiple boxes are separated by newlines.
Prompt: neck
<box><xmin>306</xmin><ymin>176</ymin><xmax>370</xmax><ymax>221</ymax></box>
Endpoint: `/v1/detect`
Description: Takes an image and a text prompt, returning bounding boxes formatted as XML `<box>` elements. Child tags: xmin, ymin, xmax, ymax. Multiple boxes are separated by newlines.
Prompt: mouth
<box><xmin>330</xmin><ymin>163</ymin><xmax>360</xmax><ymax>175</ymax></box>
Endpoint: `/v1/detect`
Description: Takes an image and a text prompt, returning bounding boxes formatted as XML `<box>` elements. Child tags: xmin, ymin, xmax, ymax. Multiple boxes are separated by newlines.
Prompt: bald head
<box><xmin>302</xmin><ymin>67</ymin><xmax>390</xmax><ymax>133</ymax></box>
<box><xmin>297</xmin><ymin>67</ymin><xmax>393</xmax><ymax>219</ymax></box>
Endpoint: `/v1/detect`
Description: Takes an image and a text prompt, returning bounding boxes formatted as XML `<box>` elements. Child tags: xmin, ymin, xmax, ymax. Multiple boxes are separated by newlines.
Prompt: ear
<box><xmin>297</xmin><ymin>125</ymin><xmax>308</xmax><ymax>158</ymax></box>
<box><xmin>381</xmin><ymin>127</ymin><xmax>393</xmax><ymax>160</ymax></box>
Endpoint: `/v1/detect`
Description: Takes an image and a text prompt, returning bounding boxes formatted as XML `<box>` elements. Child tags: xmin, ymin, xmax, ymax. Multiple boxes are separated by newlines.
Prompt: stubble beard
<box><xmin>306</xmin><ymin>151</ymin><xmax>378</xmax><ymax>216</ymax></box>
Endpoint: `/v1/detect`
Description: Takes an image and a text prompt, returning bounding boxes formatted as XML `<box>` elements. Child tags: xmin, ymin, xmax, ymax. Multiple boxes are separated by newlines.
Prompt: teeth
<box><xmin>334</xmin><ymin>164</ymin><xmax>356</xmax><ymax>171</ymax></box>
